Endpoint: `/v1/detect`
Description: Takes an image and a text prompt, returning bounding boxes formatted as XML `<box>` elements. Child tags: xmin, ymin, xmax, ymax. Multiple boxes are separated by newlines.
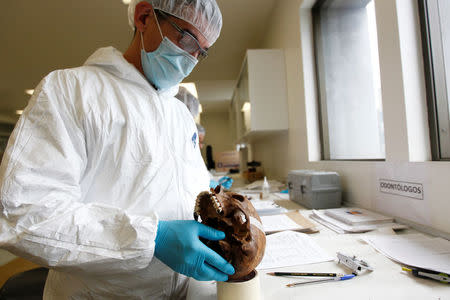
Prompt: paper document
<box><xmin>311</xmin><ymin>210</ymin><xmax>376</xmax><ymax>233</ymax></box>
<box><xmin>256</xmin><ymin>231</ymin><xmax>334</xmax><ymax>270</ymax></box>
<box><xmin>261</xmin><ymin>215</ymin><xmax>303</xmax><ymax>233</ymax></box>
<box><xmin>261</xmin><ymin>212</ymin><xmax>317</xmax><ymax>234</ymax></box>
<box><xmin>273</xmin><ymin>192</ymin><xmax>290</xmax><ymax>200</ymax></box>
<box><xmin>311</xmin><ymin>210</ymin><xmax>405</xmax><ymax>234</ymax></box>
<box><xmin>324</xmin><ymin>207</ymin><xmax>393</xmax><ymax>225</ymax></box>
<box><xmin>251</xmin><ymin>199</ymin><xmax>288</xmax><ymax>216</ymax></box>
<box><xmin>363</xmin><ymin>233</ymin><xmax>450</xmax><ymax>274</ymax></box>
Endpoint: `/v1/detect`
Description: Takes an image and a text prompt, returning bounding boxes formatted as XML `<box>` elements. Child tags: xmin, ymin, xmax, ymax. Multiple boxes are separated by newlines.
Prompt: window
<box><xmin>312</xmin><ymin>0</ymin><xmax>385</xmax><ymax>160</ymax></box>
<box><xmin>419</xmin><ymin>0</ymin><xmax>450</xmax><ymax>160</ymax></box>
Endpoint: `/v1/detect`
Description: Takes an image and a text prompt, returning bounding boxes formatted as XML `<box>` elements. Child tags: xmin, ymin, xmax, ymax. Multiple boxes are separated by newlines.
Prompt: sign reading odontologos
<box><xmin>379</xmin><ymin>179</ymin><xmax>424</xmax><ymax>200</ymax></box>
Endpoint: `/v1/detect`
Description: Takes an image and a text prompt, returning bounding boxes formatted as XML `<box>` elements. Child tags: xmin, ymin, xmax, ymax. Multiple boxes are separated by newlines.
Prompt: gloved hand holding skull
<box><xmin>194</xmin><ymin>185</ymin><xmax>266</xmax><ymax>281</ymax></box>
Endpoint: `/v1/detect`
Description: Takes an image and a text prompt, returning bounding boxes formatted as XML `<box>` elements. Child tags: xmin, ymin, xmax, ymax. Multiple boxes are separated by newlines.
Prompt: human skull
<box><xmin>194</xmin><ymin>185</ymin><xmax>266</xmax><ymax>280</ymax></box>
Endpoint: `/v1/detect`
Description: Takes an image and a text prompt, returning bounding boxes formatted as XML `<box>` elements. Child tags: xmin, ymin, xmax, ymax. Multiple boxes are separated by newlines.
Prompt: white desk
<box><xmin>187</xmin><ymin>200</ymin><xmax>450</xmax><ymax>300</ymax></box>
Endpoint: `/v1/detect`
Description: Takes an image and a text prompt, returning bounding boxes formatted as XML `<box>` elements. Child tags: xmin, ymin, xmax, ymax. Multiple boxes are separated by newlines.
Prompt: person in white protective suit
<box><xmin>0</xmin><ymin>0</ymin><xmax>236</xmax><ymax>299</ymax></box>
<box><xmin>196</xmin><ymin>123</ymin><xmax>206</xmax><ymax>150</ymax></box>
<box><xmin>175</xmin><ymin>86</ymin><xmax>200</xmax><ymax>120</ymax></box>
<box><xmin>174</xmin><ymin>87</ymin><xmax>205</xmax><ymax>150</ymax></box>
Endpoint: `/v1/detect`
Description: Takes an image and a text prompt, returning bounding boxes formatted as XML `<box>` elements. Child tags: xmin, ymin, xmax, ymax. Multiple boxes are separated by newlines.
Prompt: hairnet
<box><xmin>128</xmin><ymin>0</ymin><xmax>223</xmax><ymax>45</ymax></box>
<box><xmin>196</xmin><ymin>123</ymin><xmax>206</xmax><ymax>135</ymax></box>
<box><xmin>175</xmin><ymin>86</ymin><xmax>200</xmax><ymax>118</ymax></box>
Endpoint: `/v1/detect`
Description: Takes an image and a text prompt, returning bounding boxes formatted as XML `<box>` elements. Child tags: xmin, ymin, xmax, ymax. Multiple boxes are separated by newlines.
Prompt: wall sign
<box><xmin>379</xmin><ymin>178</ymin><xmax>423</xmax><ymax>200</ymax></box>
<box><xmin>376</xmin><ymin>163</ymin><xmax>430</xmax><ymax>226</ymax></box>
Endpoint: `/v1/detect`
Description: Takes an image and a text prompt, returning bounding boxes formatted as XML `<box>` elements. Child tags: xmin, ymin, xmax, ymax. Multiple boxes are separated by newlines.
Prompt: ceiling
<box><xmin>0</xmin><ymin>0</ymin><xmax>276</xmax><ymax>122</ymax></box>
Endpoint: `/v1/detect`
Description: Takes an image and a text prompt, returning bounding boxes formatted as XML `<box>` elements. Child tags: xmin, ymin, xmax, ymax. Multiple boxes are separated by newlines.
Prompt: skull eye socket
<box><xmin>231</xmin><ymin>194</ymin><xmax>245</xmax><ymax>202</ymax></box>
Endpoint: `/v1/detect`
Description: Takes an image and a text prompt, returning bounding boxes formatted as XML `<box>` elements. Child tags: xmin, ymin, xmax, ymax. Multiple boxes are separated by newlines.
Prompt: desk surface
<box><xmin>187</xmin><ymin>198</ymin><xmax>450</xmax><ymax>300</ymax></box>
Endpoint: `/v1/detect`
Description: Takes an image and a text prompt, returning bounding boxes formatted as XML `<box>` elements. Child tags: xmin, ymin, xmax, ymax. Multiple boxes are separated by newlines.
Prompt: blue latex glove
<box><xmin>209</xmin><ymin>179</ymin><xmax>219</xmax><ymax>189</ymax></box>
<box><xmin>218</xmin><ymin>176</ymin><xmax>233</xmax><ymax>189</ymax></box>
<box><xmin>154</xmin><ymin>220</ymin><xmax>235</xmax><ymax>281</ymax></box>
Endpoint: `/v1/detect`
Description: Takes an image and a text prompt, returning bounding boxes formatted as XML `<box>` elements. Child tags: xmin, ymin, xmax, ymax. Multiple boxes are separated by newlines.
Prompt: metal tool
<box><xmin>337</xmin><ymin>252</ymin><xmax>373</xmax><ymax>275</ymax></box>
<box><xmin>286</xmin><ymin>274</ymin><xmax>355</xmax><ymax>287</ymax></box>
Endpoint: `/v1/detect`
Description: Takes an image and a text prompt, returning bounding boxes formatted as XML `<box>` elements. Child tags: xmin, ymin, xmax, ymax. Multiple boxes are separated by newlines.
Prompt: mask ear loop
<box><xmin>140</xmin><ymin>31</ymin><xmax>146</xmax><ymax>52</ymax></box>
<box><xmin>140</xmin><ymin>8</ymin><xmax>164</xmax><ymax>52</ymax></box>
<box><xmin>153</xmin><ymin>9</ymin><xmax>164</xmax><ymax>40</ymax></box>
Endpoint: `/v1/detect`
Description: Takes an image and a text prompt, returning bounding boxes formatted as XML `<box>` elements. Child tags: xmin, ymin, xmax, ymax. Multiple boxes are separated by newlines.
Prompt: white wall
<box><xmin>200</xmin><ymin>111</ymin><xmax>235</xmax><ymax>162</ymax></box>
<box><xmin>250</xmin><ymin>0</ymin><xmax>450</xmax><ymax>234</ymax></box>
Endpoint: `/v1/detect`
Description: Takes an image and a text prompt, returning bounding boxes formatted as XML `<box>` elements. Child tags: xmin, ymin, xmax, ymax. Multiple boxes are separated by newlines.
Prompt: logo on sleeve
<box><xmin>192</xmin><ymin>132</ymin><xmax>197</xmax><ymax>148</ymax></box>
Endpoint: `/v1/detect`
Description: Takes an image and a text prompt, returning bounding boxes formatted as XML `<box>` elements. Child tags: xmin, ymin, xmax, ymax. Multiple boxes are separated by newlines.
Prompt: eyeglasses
<box><xmin>157</xmin><ymin>10</ymin><xmax>208</xmax><ymax>60</ymax></box>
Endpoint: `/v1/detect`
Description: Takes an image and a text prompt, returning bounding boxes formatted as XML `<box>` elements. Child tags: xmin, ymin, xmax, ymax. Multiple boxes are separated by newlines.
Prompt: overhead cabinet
<box><xmin>230</xmin><ymin>49</ymin><xmax>289</xmax><ymax>142</ymax></box>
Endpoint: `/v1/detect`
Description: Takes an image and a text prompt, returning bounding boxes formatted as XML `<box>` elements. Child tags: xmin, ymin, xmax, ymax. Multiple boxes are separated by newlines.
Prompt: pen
<box><xmin>402</xmin><ymin>267</ymin><xmax>449</xmax><ymax>283</ymax></box>
<box><xmin>267</xmin><ymin>272</ymin><xmax>339</xmax><ymax>277</ymax></box>
<box><xmin>286</xmin><ymin>274</ymin><xmax>355</xmax><ymax>287</ymax></box>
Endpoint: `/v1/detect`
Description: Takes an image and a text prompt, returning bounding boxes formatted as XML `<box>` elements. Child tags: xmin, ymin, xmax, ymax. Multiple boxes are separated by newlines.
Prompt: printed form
<box><xmin>257</xmin><ymin>231</ymin><xmax>334</xmax><ymax>270</ymax></box>
<box><xmin>260</xmin><ymin>215</ymin><xmax>303</xmax><ymax>233</ymax></box>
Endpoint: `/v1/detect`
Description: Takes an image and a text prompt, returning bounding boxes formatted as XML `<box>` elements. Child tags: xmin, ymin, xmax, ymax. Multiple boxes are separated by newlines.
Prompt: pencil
<box><xmin>267</xmin><ymin>272</ymin><xmax>338</xmax><ymax>277</ymax></box>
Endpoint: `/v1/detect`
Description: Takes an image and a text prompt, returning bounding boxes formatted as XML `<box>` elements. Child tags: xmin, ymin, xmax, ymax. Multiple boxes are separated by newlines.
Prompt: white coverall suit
<box><xmin>0</xmin><ymin>46</ymin><xmax>210</xmax><ymax>299</ymax></box>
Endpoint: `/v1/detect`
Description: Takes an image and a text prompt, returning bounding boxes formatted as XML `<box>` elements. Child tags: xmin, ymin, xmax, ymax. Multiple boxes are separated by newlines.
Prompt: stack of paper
<box><xmin>324</xmin><ymin>207</ymin><xmax>393</xmax><ymax>225</ymax></box>
<box><xmin>250</xmin><ymin>199</ymin><xmax>288</xmax><ymax>216</ymax></box>
<box><xmin>362</xmin><ymin>233</ymin><xmax>450</xmax><ymax>274</ymax></box>
<box><xmin>310</xmin><ymin>208</ymin><xmax>405</xmax><ymax>233</ymax></box>
<box><xmin>260</xmin><ymin>212</ymin><xmax>317</xmax><ymax>234</ymax></box>
<box><xmin>256</xmin><ymin>231</ymin><xmax>334</xmax><ymax>270</ymax></box>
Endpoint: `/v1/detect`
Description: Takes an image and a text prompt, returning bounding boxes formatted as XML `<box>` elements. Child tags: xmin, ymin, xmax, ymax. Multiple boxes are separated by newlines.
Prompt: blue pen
<box><xmin>286</xmin><ymin>274</ymin><xmax>355</xmax><ymax>287</ymax></box>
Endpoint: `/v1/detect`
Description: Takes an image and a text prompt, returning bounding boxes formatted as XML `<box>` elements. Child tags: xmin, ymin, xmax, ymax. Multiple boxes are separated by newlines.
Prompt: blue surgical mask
<box><xmin>140</xmin><ymin>11</ymin><xmax>198</xmax><ymax>90</ymax></box>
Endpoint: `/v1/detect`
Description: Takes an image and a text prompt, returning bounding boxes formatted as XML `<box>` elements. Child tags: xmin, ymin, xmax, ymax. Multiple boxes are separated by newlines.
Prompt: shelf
<box><xmin>239</xmin><ymin>129</ymin><xmax>288</xmax><ymax>143</ymax></box>
<box><xmin>230</xmin><ymin>49</ymin><xmax>289</xmax><ymax>144</ymax></box>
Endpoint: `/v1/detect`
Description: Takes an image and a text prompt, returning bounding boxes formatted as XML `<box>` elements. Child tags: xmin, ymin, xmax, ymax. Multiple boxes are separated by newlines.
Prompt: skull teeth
<box><xmin>210</xmin><ymin>193</ymin><xmax>223</xmax><ymax>214</ymax></box>
<box><xmin>240</xmin><ymin>213</ymin><xmax>246</xmax><ymax>223</ymax></box>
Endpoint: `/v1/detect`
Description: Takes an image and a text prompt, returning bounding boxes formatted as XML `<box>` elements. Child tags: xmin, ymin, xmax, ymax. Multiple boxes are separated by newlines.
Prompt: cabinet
<box><xmin>230</xmin><ymin>49</ymin><xmax>289</xmax><ymax>143</ymax></box>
